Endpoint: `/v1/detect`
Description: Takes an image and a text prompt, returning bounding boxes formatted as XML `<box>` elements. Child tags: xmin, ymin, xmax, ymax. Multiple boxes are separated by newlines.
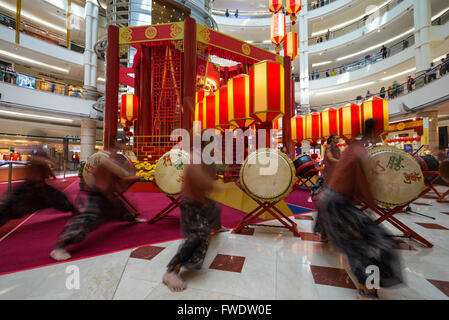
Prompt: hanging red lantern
<box><xmin>269</xmin><ymin>0</ymin><xmax>283</xmax><ymax>13</ymax></box>
<box><xmin>228</xmin><ymin>74</ymin><xmax>254</xmax><ymax>129</ymax></box>
<box><xmin>338</xmin><ymin>103</ymin><xmax>362</xmax><ymax>140</ymax></box>
<box><xmin>305</xmin><ymin>112</ymin><xmax>321</xmax><ymax>143</ymax></box>
<box><xmin>361</xmin><ymin>96</ymin><xmax>389</xmax><ymax>136</ymax></box>
<box><xmin>271</xmin><ymin>12</ymin><xmax>286</xmax><ymax>54</ymax></box>
<box><xmin>291</xmin><ymin>115</ymin><xmax>305</xmax><ymax>143</ymax></box>
<box><xmin>286</xmin><ymin>0</ymin><xmax>302</xmax><ymax>25</ymax></box>
<box><xmin>415</xmin><ymin>136</ymin><xmax>421</xmax><ymax>142</ymax></box>
<box><xmin>120</xmin><ymin>93</ymin><xmax>139</xmax><ymax>136</ymax></box>
<box><xmin>284</xmin><ymin>31</ymin><xmax>298</xmax><ymax>60</ymax></box>
<box><xmin>249</xmin><ymin>60</ymin><xmax>285</xmax><ymax>124</ymax></box>
<box><xmin>321</xmin><ymin>107</ymin><xmax>340</xmax><ymax>140</ymax></box>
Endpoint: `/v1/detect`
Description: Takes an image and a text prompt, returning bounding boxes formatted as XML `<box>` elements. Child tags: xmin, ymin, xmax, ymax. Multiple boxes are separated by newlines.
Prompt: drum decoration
<box><xmin>368</xmin><ymin>146</ymin><xmax>425</xmax><ymax>207</ymax></box>
<box><xmin>249</xmin><ymin>60</ymin><xmax>285</xmax><ymax>124</ymax></box>
<box><xmin>338</xmin><ymin>103</ymin><xmax>362</xmax><ymax>140</ymax></box>
<box><xmin>285</xmin><ymin>0</ymin><xmax>302</xmax><ymax>25</ymax></box>
<box><xmin>269</xmin><ymin>0</ymin><xmax>283</xmax><ymax>13</ymax></box>
<box><xmin>120</xmin><ymin>94</ymin><xmax>139</xmax><ymax>137</ymax></box>
<box><xmin>154</xmin><ymin>149</ymin><xmax>190</xmax><ymax>196</ymax></box>
<box><xmin>271</xmin><ymin>12</ymin><xmax>286</xmax><ymax>54</ymax></box>
<box><xmin>203</xmin><ymin>92</ymin><xmax>217</xmax><ymax>131</ymax></box>
<box><xmin>215</xmin><ymin>86</ymin><xmax>234</xmax><ymax>132</ymax></box>
<box><xmin>320</xmin><ymin>107</ymin><xmax>340</xmax><ymax>140</ymax></box>
<box><xmin>83</xmin><ymin>152</ymin><xmax>134</xmax><ymax>187</ymax></box>
<box><xmin>304</xmin><ymin>112</ymin><xmax>321</xmax><ymax>144</ymax></box>
<box><xmin>361</xmin><ymin>96</ymin><xmax>389</xmax><ymax>136</ymax></box>
<box><xmin>239</xmin><ymin>148</ymin><xmax>297</xmax><ymax>202</ymax></box>
<box><xmin>228</xmin><ymin>74</ymin><xmax>255</xmax><ymax>129</ymax></box>
<box><xmin>291</xmin><ymin>115</ymin><xmax>305</xmax><ymax>143</ymax></box>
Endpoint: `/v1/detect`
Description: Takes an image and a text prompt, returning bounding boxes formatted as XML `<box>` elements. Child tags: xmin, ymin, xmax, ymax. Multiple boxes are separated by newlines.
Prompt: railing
<box><xmin>309</xmin><ymin>33</ymin><xmax>415</xmax><ymax>80</ymax></box>
<box><xmin>0</xmin><ymin>161</ymin><xmax>30</xmax><ymax>192</ymax></box>
<box><xmin>309</xmin><ymin>58</ymin><xmax>449</xmax><ymax>110</ymax></box>
<box><xmin>0</xmin><ymin>66</ymin><xmax>84</xmax><ymax>99</ymax></box>
<box><xmin>432</xmin><ymin>7</ymin><xmax>449</xmax><ymax>26</ymax></box>
<box><xmin>308</xmin><ymin>0</ymin><xmax>338</xmax><ymax>11</ymax></box>
<box><xmin>0</xmin><ymin>12</ymin><xmax>85</xmax><ymax>53</ymax></box>
<box><xmin>308</xmin><ymin>0</ymin><xmax>406</xmax><ymax>44</ymax></box>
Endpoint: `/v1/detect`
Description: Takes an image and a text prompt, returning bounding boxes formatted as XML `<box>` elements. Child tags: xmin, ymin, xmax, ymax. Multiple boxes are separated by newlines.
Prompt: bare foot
<box><xmin>162</xmin><ymin>271</ymin><xmax>187</xmax><ymax>292</ymax></box>
<box><xmin>212</xmin><ymin>226</ymin><xmax>230</xmax><ymax>235</ymax></box>
<box><xmin>132</xmin><ymin>218</ymin><xmax>147</xmax><ymax>224</ymax></box>
<box><xmin>50</xmin><ymin>248</ymin><xmax>71</xmax><ymax>261</ymax></box>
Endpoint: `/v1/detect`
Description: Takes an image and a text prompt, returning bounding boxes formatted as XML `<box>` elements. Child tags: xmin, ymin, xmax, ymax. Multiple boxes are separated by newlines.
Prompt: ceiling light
<box><xmin>97</xmin><ymin>77</ymin><xmax>105</xmax><ymax>82</ymax></box>
<box><xmin>336</xmin><ymin>28</ymin><xmax>414</xmax><ymax>61</ymax></box>
<box><xmin>0</xmin><ymin>110</ymin><xmax>74</xmax><ymax>122</ymax></box>
<box><xmin>380</xmin><ymin>68</ymin><xmax>416</xmax><ymax>81</ymax></box>
<box><xmin>312</xmin><ymin>61</ymin><xmax>332</xmax><ymax>67</ymax></box>
<box><xmin>0</xmin><ymin>49</ymin><xmax>69</xmax><ymax>73</ymax></box>
<box><xmin>0</xmin><ymin>3</ymin><xmax>66</xmax><ymax>34</ymax></box>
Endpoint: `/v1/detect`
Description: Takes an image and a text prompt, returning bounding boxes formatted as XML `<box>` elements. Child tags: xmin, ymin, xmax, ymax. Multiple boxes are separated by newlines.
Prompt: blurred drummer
<box><xmin>50</xmin><ymin>156</ymin><xmax>146</xmax><ymax>261</ymax></box>
<box><xmin>316</xmin><ymin>119</ymin><xmax>403</xmax><ymax>299</ymax></box>
<box><xmin>0</xmin><ymin>151</ymin><xmax>79</xmax><ymax>227</ymax></box>
<box><xmin>162</xmin><ymin>145</ymin><xmax>217</xmax><ymax>292</ymax></box>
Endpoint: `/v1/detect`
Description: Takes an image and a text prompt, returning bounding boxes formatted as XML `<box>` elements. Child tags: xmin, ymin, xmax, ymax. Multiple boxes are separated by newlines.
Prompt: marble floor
<box><xmin>1</xmin><ymin>187</ymin><xmax>449</xmax><ymax>300</ymax></box>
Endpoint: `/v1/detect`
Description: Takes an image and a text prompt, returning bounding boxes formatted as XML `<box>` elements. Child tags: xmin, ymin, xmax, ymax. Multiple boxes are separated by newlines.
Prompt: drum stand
<box><xmin>294</xmin><ymin>168</ymin><xmax>320</xmax><ymax>192</ymax></box>
<box><xmin>360</xmin><ymin>187</ymin><xmax>434</xmax><ymax>248</ymax></box>
<box><xmin>147</xmin><ymin>182</ymin><xmax>181</xmax><ymax>225</ymax></box>
<box><xmin>232</xmin><ymin>181</ymin><xmax>301</xmax><ymax>237</ymax></box>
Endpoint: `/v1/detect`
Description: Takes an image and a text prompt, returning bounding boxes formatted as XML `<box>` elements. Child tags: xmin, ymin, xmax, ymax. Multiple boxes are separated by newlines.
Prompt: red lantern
<box><xmin>269</xmin><ymin>0</ymin><xmax>283</xmax><ymax>13</ymax></box>
<box><xmin>203</xmin><ymin>93</ymin><xmax>216</xmax><ymax>130</ymax></box>
<box><xmin>249</xmin><ymin>60</ymin><xmax>285</xmax><ymax>124</ymax></box>
<box><xmin>291</xmin><ymin>115</ymin><xmax>305</xmax><ymax>143</ymax></box>
<box><xmin>321</xmin><ymin>107</ymin><xmax>340</xmax><ymax>140</ymax></box>
<box><xmin>284</xmin><ymin>31</ymin><xmax>298</xmax><ymax>60</ymax></box>
<box><xmin>305</xmin><ymin>112</ymin><xmax>321</xmax><ymax>143</ymax></box>
<box><xmin>120</xmin><ymin>93</ymin><xmax>139</xmax><ymax>136</ymax></box>
<box><xmin>338</xmin><ymin>103</ymin><xmax>362</xmax><ymax>140</ymax></box>
<box><xmin>286</xmin><ymin>0</ymin><xmax>301</xmax><ymax>25</ymax></box>
<box><xmin>415</xmin><ymin>136</ymin><xmax>421</xmax><ymax>142</ymax></box>
<box><xmin>228</xmin><ymin>74</ymin><xmax>254</xmax><ymax>129</ymax></box>
<box><xmin>361</xmin><ymin>96</ymin><xmax>389</xmax><ymax>136</ymax></box>
<box><xmin>271</xmin><ymin>12</ymin><xmax>286</xmax><ymax>54</ymax></box>
<box><xmin>215</xmin><ymin>86</ymin><xmax>234</xmax><ymax>132</ymax></box>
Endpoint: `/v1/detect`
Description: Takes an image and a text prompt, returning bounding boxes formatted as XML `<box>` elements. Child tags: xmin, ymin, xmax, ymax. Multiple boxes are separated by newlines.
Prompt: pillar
<box><xmin>183</xmin><ymin>18</ymin><xmax>197</xmax><ymax>132</ymax></box>
<box><xmin>81</xmin><ymin>119</ymin><xmax>97</xmax><ymax>161</ymax></box>
<box><xmin>104</xmin><ymin>25</ymin><xmax>120</xmax><ymax>151</ymax></box>
<box><xmin>140</xmin><ymin>46</ymin><xmax>152</xmax><ymax>137</ymax></box>
<box><xmin>419</xmin><ymin>111</ymin><xmax>439</xmax><ymax>152</ymax></box>
<box><xmin>298</xmin><ymin>0</ymin><xmax>310</xmax><ymax>115</ymax></box>
<box><xmin>283</xmin><ymin>56</ymin><xmax>294</xmax><ymax>159</ymax></box>
<box><xmin>83</xmin><ymin>0</ymin><xmax>99</xmax><ymax>100</ymax></box>
<box><xmin>413</xmin><ymin>0</ymin><xmax>432</xmax><ymax>73</ymax></box>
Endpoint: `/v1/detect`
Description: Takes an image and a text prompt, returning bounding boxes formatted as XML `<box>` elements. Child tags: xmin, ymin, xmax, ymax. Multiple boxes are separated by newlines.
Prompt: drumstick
<box><xmin>412</xmin><ymin>145</ymin><xmax>424</xmax><ymax>157</ymax></box>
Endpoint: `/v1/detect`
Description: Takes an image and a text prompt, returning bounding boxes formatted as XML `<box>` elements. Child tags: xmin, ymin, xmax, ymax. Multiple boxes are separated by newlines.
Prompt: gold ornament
<box><xmin>242</xmin><ymin>43</ymin><xmax>251</xmax><ymax>56</ymax></box>
<box><xmin>145</xmin><ymin>26</ymin><xmax>158</xmax><ymax>39</ymax></box>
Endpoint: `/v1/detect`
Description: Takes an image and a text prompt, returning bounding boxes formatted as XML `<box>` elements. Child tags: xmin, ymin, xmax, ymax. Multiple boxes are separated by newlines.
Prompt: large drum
<box><xmin>415</xmin><ymin>154</ymin><xmax>439</xmax><ymax>183</ymax></box>
<box><xmin>293</xmin><ymin>154</ymin><xmax>317</xmax><ymax>177</ymax></box>
<box><xmin>83</xmin><ymin>152</ymin><xmax>134</xmax><ymax>187</ymax></box>
<box><xmin>368</xmin><ymin>146</ymin><xmax>425</xmax><ymax>207</ymax></box>
<box><xmin>240</xmin><ymin>148</ymin><xmax>297</xmax><ymax>202</ymax></box>
<box><xmin>154</xmin><ymin>149</ymin><xmax>190</xmax><ymax>196</ymax></box>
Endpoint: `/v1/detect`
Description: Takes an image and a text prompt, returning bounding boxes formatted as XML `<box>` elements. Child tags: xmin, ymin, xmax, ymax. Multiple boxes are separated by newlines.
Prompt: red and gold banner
<box><xmin>338</xmin><ymin>103</ymin><xmax>362</xmax><ymax>139</ymax></box>
<box><xmin>269</xmin><ymin>0</ymin><xmax>283</xmax><ymax>13</ymax></box>
<box><xmin>284</xmin><ymin>31</ymin><xmax>298</xmax><ymax>60</ymax></box>
<box><xmin>305</xmin><ymin>112</ymin><xmax>321</xmax><ymax>142</ymax></box>
<box><xmin>361</xmin><ymin>96</ymin><xmax>389</xmax><ymax>136</ymax></box>
<box><xmin>197</xmin><ymin>25</ymin><xmax>281</xmax><ymax>64</ymax></box>
<box><xmin>291</xmin><ymin>115</ymin><xmax>305</xmax><ymax>143</ymax></box>
<box><xmin>321</xmin><ymin>107</ymin><xmax>340</xmax><ymax>140</ymax></box>
<box><xmin>228</xmin><ymin>74</ymin><xmax>254</xmax><ymax>129</ymax></box>
<box><xmin>119</xmin><ymin>22</ymin><xmax>184</xmax><ymax>45</ymax></box>
<box><xmin>249</xmin><ymin>60</ymin><xmax>285</xmax><ymax>124</ymax></box>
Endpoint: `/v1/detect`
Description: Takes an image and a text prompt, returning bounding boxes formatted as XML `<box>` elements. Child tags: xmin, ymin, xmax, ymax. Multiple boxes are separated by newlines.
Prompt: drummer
<box><xmin>50</xmin><ymin>156</ymin><xmax>146</xmax><ymax>261</ymax></box>
<box><xmin>316</xmin><ymin>119</ymin><xmax>403</xmax><ymax>299</ymax></box>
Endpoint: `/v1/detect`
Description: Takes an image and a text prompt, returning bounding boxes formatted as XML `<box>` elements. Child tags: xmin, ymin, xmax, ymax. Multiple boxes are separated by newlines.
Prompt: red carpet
<box><xmin>284</xmin><ymin>189</ymin><xmax>316</xmax><ymax>210</ymax></box>
<box><xmin>0</xmin><ymin>179</ymin><xmax>260</xmax><ymax>275</ymax></box>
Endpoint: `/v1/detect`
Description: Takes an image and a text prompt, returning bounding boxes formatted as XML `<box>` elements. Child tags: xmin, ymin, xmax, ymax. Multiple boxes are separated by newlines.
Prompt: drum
<box><xmin>83</xmin><ymin>152</ymin><xmax>134</xmax><ymax>187</ymax></box>
<box><xmin>240</xmin><ymin>148</ymin><xmax>297</xmax><ymax>202</ymax></box>
<box><xmin>154</xmin><ymin>149</ymin><xmax>190</xmax><ymax>196</ymax></box>
<box><xmin>368</xmin><ymin>146</ymin><xmax>425</xmax><ymax>207</ymax></box>
<box><xmin>415</xmin><ymin>154</ymin><xmax>439</xmax><ymax>183</ymax></box>
<box><xmin>293</xmin><ymin>154</ymin><xmax>317</xmax><ymax>177</ymax></box>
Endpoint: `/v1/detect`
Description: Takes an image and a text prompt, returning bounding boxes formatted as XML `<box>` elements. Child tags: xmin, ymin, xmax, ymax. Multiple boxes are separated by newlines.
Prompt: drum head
<box><xmin>368</xmin><ymin>146</ymin><xmax>425</xmax><ymax>207</ymax></box>
<box><xmin>83</xmin><ymin>151</ymin><xmax>111</xmax><ymax>187</ymax></box>
<box><xmin>240</xmin><ymin>148</ymin><xmax>296</xmax><ymax>202</ymax></box>
<box><xmin>154</xmin><ymin>149</ymin><xmax>190</xmax><ymax>196</ymax></box>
